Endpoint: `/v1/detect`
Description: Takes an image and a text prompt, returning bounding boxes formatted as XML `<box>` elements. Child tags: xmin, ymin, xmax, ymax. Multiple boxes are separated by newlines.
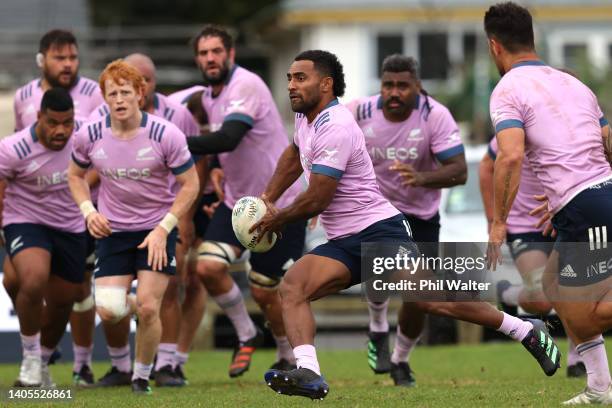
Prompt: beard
<box><xmin>201</xmin><ymin>59</ymin><xmax>230</xmax><ymax>86</ymax></box>
<box><xmin>290</xmin><ymin>94</ymin><xmax>318</xmax><ymax>114</ymax></box>
<box><xmin>44</xmin><ymin>70</ymin><xmax>78</xmax><ymax>89</ymax></box>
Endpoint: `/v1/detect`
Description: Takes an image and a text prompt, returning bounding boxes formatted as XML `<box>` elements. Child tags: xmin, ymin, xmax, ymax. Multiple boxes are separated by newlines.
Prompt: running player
<box><xmin>0</xmin><ymin>88</ymin><xmax>87</xmax><ymax>387</ymax></box>
<box><xmin>8</xmin><ymin>28</ymin><xmax>104</xmax><ymax>387</ymax></box>
<box><xmin>186</xmin><ymin>25</ymin><xmax>305</xmax><ymax>377</ymax></box>
<box><xmin>254</xmin><ymin>49</ymin><xmax>560</xmax><ymax>400</ymax></box>
<box><xmin>348</xmin><ymin>54</ymin><xmax>467</xmax><ymax>385</ymax></box>
<box><xmin>88</xmin><ymin>53</ymin><xmax>200</xmax><ymax>388</ymax></box>
<box><xmin>484</xmin><ymin>2</ymin><xmax>612</xmax><ymax>404</ymax></box>
<box><xmin>480</xmin><ymin>137</ymin><xmax>585</xmax><ymax>378</ymax></box>
<box><xmin>68</xmin><ymin>60</ymin><xmax>199</xmax><ymax>394</ymax></box>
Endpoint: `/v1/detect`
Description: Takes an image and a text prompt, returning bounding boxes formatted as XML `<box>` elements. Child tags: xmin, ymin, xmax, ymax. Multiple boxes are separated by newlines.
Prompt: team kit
<box><xmin>2</xmin><ymin>2</ymin><xmax>612</xmax><ymax>404</ymax></box>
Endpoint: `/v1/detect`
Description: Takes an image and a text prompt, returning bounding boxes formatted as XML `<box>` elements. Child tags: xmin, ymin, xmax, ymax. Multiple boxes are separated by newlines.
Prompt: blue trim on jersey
<box><xmin>495</xmin><ymin>119</ymin><xmax>524</xmax><ymax>133</ymax></box>
<box><xmin>487</xmin><ymin>145</ymin><xmax>497</xmax><ymax>160</ymax></box>
<box><xmin>511</xmin><ymin>60</ymin><xmax>546</xmax><ymax>69</ymax></box>
<box><xmin>140</xmin><ymin>111</ymin><xmax>148</xmax><ymax>127</ymax></box>
<box><xmin>153</xmin><ymin>94</ymin><xmax>160</xmax><ymax>109</ymax></box>
<box><xmin>322</xmin><ymin>98</ymin><xmax>339</xmax><ymax>112</ymax></box>
<box><xmin>171</xmin><ymin>157</ymin><xmax>195</xmax><ymax>175</ymax></box>
<box><xmin>224</xmin><ymin>113</ymin><xmax>254</xmax><ymax>127</ymax></box>
<box><xmin>377</xmin><ymin>95</ymin><xmax>383</xmax><ymax>109</ymax></box>
<box><xmin>30</xmin><ymin>124</ymin><xmax>38</xmax><ymax>142</ymax></box>
<box><xmin>71</xmin><ymin>153</ymin><xmax>91</xmax><ymax>169</ymax></box>
<box><xmin>600</xmin><ymin>117</ymin><xmax>609</xmax><ymax>127</ymax></box>
<box><xmin>435</xmin><ymin>144</ymin><xmax>465</xmax><ymax>161</ymax></box>
<box><xmin>311</xmin><ymin>164</ymin><xmax>343</xmax><ymax>179</ymax></box>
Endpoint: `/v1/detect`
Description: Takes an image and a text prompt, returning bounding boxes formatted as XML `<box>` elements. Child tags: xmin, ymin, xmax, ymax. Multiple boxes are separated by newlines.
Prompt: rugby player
<box><xmin>348</xmin><ymin>54</ymin><xmax>467</xmax><ymax>385</ymax></box>
<box><xmin>0</xmin><ymin>88</ymin><xmax>87</xmax><ymax>387</ymax></box>
<box><xmin>185</xmin><ymin>25</ymin><xmax>305</xmax><ymax>377</ymax></box>
<box><xmin>68</xmin><ymin>60</ymin><xmax>198</xmax><ymax>394</ymax></box>
<box><xmin>253</xmin><ymin>49</ymin><xmax>560</xmax><ymax>400</ymax></box>
<box><xmin>484</xmin><ymin>2</ymin><xmax>612</xmax><ymax>403</ymax></box>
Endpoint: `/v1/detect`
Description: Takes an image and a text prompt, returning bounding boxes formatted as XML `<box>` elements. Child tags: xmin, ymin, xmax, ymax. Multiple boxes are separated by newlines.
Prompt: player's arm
<box><xmin>392</xmin><ymin>154</ymin><xmax>467</xmax><ymax>188</ymax></box>
<box><xmin>493</xmin><ymin>128</ymin><xmax>524</xmax><ymax>225</ymax></box>
<box><xmin>186</xmin><ymin>120</ymin><xmax>251</xmax><ymax>155</ymax></box>
<box><xmin>167</xmin><ymin>166</ymin><xmax>199</xmax><ymax>220</ymax></box>
<box><xmin>67</xmin><ymin>160</ymin><xmax>111</xmax><ymax>238</ymax></box>
<box><xmin>479</xmin><ymin>152</ymin><xmax>495</xmax><ymax>228</ymax></box>
<box><xmin>275</xmin><ymin>173</ymin><xmax>336</xmax><ymax>223</ymax></box>
<box><xmin>262</xmin><ymin>144</ymin><xmax>304</xmax><ymax>203</ymax></box>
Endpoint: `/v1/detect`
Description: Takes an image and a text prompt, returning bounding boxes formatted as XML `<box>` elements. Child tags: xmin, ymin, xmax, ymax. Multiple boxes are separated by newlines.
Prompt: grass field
<box><xmin>0</xmin><ymin>340</ymin><xmax>600</xmax><ymax>407</ymax></box>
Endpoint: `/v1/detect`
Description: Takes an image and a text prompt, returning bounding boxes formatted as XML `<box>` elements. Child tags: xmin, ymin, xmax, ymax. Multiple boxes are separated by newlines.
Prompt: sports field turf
<box><xmin>0</xmin><ymin>340</ymin><xmax>601</xmax><ymax>407</ymax></box>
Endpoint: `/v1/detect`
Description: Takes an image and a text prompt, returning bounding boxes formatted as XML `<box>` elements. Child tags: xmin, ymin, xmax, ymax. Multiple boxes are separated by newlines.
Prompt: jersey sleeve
<box><xmin>71</xmin><ymin>128</ymin><xmax>92</xmax><ymax>168</ymax></box>
<box><xmin>344</xmin><ymin>98</ymin><xmax>361</xmax><ymax>120</ymax></box>
<box><xmin>13</xmin><ymin>91</ymin><xmax>23</xmax><ymax>132</ymax></box>
<box><xmin>428</xmin><ymin>104</ymin><xmax>464</xmax><ymax>161</ymax></box>
<box><xmin>163</xmin><ymin>125</ymin><xmax>194</xmax><ymax>175</ymax></box>
<box><xmin>490</xmin><ymin>78</ymin><xmax>526</xmax><ymax>134</ymax></box>
<box><xmin>222</xmin><ymin>81</ymin><xmax>259</xmax><ymax>127</ymax></box>
<box><xmin>310</xmin><ymin>121</ymin><xmax>351</xmax><ymax>180</ymax></box>
<box><xmin>0</xmin><ymin>139</ymin><xmax>16</xmax><ymax>180</ymax></box>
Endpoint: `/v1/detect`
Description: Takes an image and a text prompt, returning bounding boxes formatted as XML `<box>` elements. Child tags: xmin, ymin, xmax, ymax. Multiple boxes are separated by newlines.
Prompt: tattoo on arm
<box><xmin>501</xmin><ymin>170</ymin><xmax>513</xmax><ymax>219</ymax></box>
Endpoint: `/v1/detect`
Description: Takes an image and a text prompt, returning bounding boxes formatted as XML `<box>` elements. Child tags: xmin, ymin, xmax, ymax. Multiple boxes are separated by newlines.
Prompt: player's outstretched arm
<box><xmin>186</xmin><ymin>120</ymin><xmax>251</xmax><ymax>155</ymax></box>
<box><xmin>479</xmin><ymin>153</ymin><xmax>495</xmax><ymax>230</ymax></box>
<box><xmin>262</xmin><ymin>144</ymin><xmax>304</xmax><ymax>203</ymax></box>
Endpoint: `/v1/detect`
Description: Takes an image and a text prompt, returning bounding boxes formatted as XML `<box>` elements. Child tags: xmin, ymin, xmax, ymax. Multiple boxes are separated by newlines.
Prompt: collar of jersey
<box><xmin>225</xmin><ymin>64</ymin><xmax>239</xmax><ymax>85</ymax></box>
<box><xmin>37</xmin><ymin>76</ymin><xmax>81</xmax><ymax>90</ymax></box>
<box><xmin>153</xmin><ymin>93</ymin><xmax>160</xmax><ymax>109</ymax></box>
<box><xmin>322</xmin><ymin>98</ymin><xmax>339</xmax><ymax>112</ymax></box>
<box><xmin>511</xmin><ymin>60</ymin><xmax>546</xmax><ymax>69</ymax></box>
<box><xmin>376</xmin><ymin>94</ymin><xmax>420</xmax><ymax>110</ymax></box>
<box><xmin>30</xmin><ymin>124</ymin><xmax>38</xmax><ymax>142</ymax></box>
<box><xmin>105</xmin><ymin>111</ymin><xmax>148</xmax><ymax>128</ymax></box>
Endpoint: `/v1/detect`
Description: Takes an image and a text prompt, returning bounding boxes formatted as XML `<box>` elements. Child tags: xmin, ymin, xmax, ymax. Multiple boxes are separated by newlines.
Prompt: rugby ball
<box><xmin>232</xmin><ymin>196</ymin><xmax>277</xmax><ymax>253</ymax></box>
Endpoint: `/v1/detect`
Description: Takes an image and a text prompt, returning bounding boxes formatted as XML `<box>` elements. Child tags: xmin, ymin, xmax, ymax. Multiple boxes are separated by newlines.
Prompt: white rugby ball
<box><xmin>232</xmin><ymin>196</ymin><xmax>277</xmax><ymax>253</ymax></box>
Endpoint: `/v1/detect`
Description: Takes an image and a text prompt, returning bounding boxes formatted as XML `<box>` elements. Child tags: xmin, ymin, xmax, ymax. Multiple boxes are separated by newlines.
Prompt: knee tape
<box><xmin>94</xmin><ymin>285</ymin><xmax>129</xmax><ymax>323</ymax></box>
<box><xmin>197</xmin><ymin>241</ymin><xmax>237</xmax><ymax>265</ymax></box>
<box><xmin>523</xmin><ymin>266</ymin><xmax>545</xmax><ymax>293</ymax></box>
<box><xmin>72</xmin><ymin>293</ymin><xmax>95</xmax><ymax>312</ymax></box>
<box><xmin>248</xmin><ymin>269</ymin><xmax>280</xmax><ymax>290</ymax></box>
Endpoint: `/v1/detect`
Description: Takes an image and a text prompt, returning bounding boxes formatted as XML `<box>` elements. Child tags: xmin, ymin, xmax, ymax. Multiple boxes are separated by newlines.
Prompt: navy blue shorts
<box><xmin>506</xmin><ymin>231</ymin><xmax>555</xmax><ymax>261</ymax></box>
<box><xmin>552</xmin><ymin>180</ymin><xmax>612</xmax><ymax>286</ymax></box>
<box><xmin>95</xmin><ymin>229</ymin><xmax>178</xmax><ymax>277</ymax></box>
<box><xmin>204</xmin><ymin>202</ymin><xmax>306</xmax><ymax>279</ymax></box>
<box><xmin>310</xmin><ymin>214</ymin><xmax>418</xmax><ymax>287</ymax></box>
<box><xmin>4</xmin><ymin>223</ymin><xmax>87</xmax><ymax>284</ymax></box>
<box><xmin>193</xmin><ymin>193</ymin><xmax>217</xmax><ymax>238</ymax></box>
<box><xmin>404</xmin><ymin>212</ymin><xmax>440</xmax><ymax>258</ymax></box>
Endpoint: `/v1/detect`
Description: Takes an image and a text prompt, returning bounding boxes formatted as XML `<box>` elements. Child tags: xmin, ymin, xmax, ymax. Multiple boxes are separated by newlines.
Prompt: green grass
<box><xmin>0</xmin><ymin>340</ymin><xmax>599</xmax><ymax>407</ymax></box>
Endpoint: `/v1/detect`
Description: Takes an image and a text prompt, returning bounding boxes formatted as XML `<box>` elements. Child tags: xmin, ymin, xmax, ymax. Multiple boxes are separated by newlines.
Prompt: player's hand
<box><xmin>137</xmin><ymin>226</ymin><xmax>168</xmax><ymax>272</ymax></box>
<box><xmin>86</xmin><ymin>212</ymin><xmax>112</xmax><ymax>238</ymax></box>
<box><xmin>249</xmin><ymin>195</ymin><xmax>283</xmax><ymax>243</ymax></box>
<box><xmin>529</xmin><ymin>194</ymin><xmax>557</xmax><ymax>238</ymax></box>
<box><xmin>210</xmin><ymin>168</ymin><xmax>225</xmax><ymax>202</ymax></box>
<box><xmin>487</xmin><ymin>221</ymin><xmax>506</xmax><ymax>271</ymax></box>
<box><xmin>390</xmin><ymin>160</ymin><xmax>425</xmax><ymax>187</ymax></box>
<box><xmin>178</xmin><ymin>217</ymin><xmax>195</xmax><ymax>248</ymax></box>
<box><xmin>203</xmin><ymin>200</ymin><xmax>220</xmax><ymax>219</ymax></box>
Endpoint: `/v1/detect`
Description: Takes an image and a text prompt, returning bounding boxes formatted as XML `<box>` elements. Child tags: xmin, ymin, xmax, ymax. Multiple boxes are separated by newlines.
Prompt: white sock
<box><xmin>20</xmin><ymin>332</ymin><xmax>41</xmax><ymax>358</ymax></box>
<box><xmin>496</xmin><ymin>313</ymin><xmax>533</xmax><ymax>341</ymax></box>
<box><xmin>213</xmin><ymin>283</ymin><xmax>256</xmax><ymax>342</ymax></box>
<box><xmin>501</xmin><ymin>285</ymin><xmax>522</xmax><ymax>306</ymax></box>
<box><xmin>273</xmin><ymin>335</ymin><xmax>295</xmax><ymax>363</ymax></box>
<box><xmin>108</xmin><ymin>345</ymin><xmax>131</xmax><ymax>373</ymax></box>
<box><xmin>293</xmin><ymin>344</ymin><xmax>320</xmax><ymax>375</ymax></box>
<box><xmin>132</xmin><ymin>362</ymin><xmax>153</xmax><ymax>381</ymax></box>
<box><xmin>73</xmin><ymin>344</ymin><xmax>93</xmax><ymax>373</ymax></box>
<box><xmin>391</xmin><ymin>327</ymin><xmax>420</xmax><ymax>364</ymax></box>
<box><xmin>155</xmin><ymin>343</ymin><xmax>177</xmax><ymax>371</ymax></box>
<box><xmin>174</xmin><ymin>351</ymin><xmax>189</xmax><ymax>368</ymax></box>
<box><xmin>577</xmin><ymin>336</ymin><xmax>612</xmax><ymax>392</ymax></box>
<box><xmin>367</xmin><ymin>299</ymin><xmax>389</xmax><ymax>333</ymax></box>
<box><xmin>41</xmin><ymin>346</ymin><xmax>54</xmax><ymax>364</ymax></box>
